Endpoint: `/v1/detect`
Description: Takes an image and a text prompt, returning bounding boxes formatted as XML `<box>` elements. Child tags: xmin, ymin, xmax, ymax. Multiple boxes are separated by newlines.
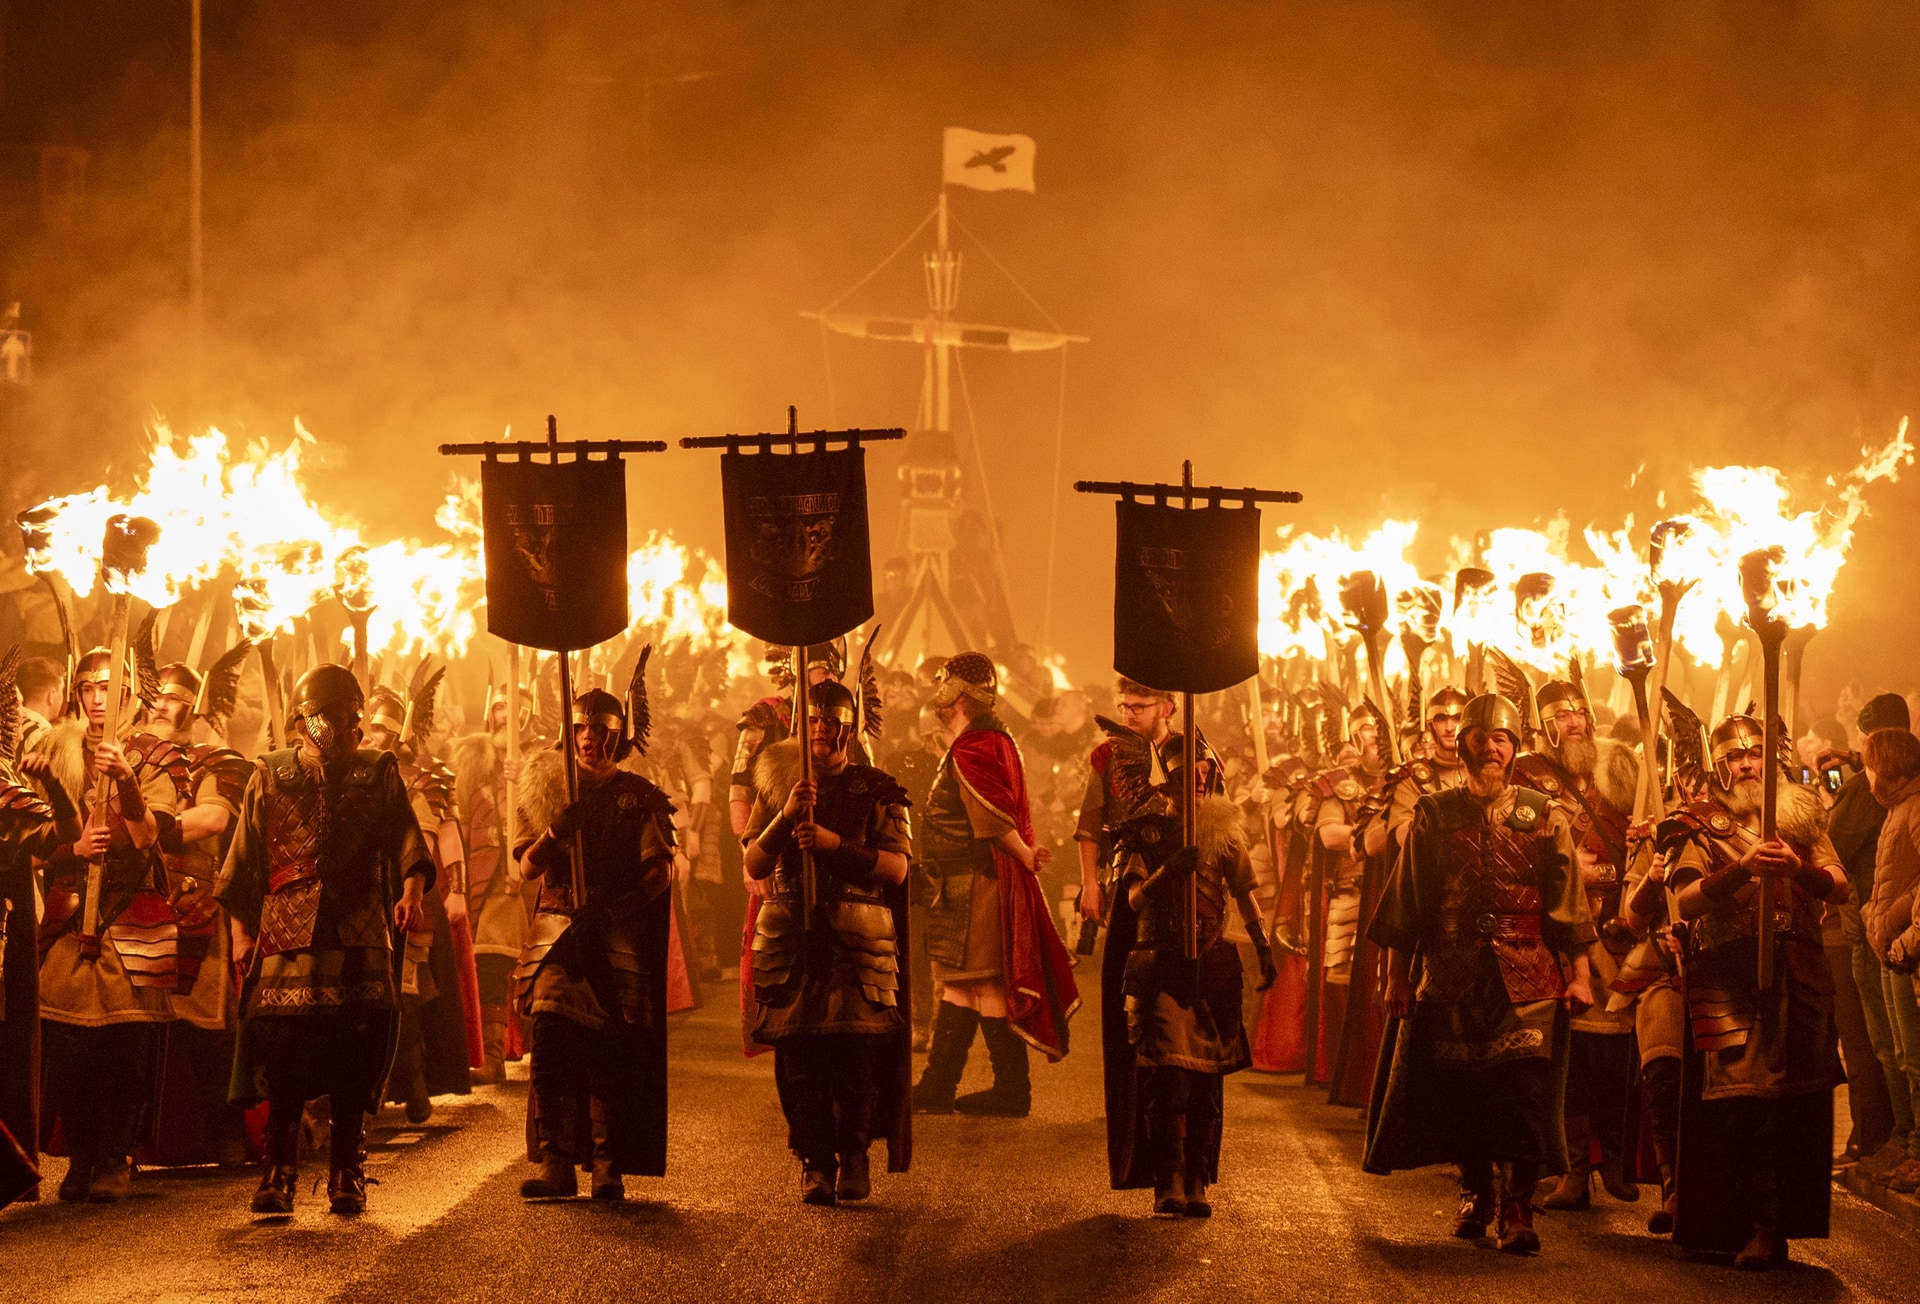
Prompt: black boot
<box><xmin>327</xmin><ymin>1107</ymin><xmax>368</xmax><ymax>1215</ymax></box>
<box><xmin>1641</xmin><ymin>1056</ymin><xmax>1682</xmax><ymax>1235</ymax></box>
<box><xmin>800</xmin><ymin>1156</ymin><xmax>838</xmax><ymax>1206</ymax></box>
<box><xmin>953</xmin><ymin>1017</ymin><xmax>1030</xmax><ymax>1117</ymax></box>
<box><xmin>251</xmin><ymin>1106</ymin><xmax>302</xmax><ymax>1214</ymax></box>
<box><xmin>1151</xmin><ymin>1114</ymin><xmax>1188</xmax><ymax>1216</ymax></box>
<box><xmin>521</xmin><ymin>1112</ymin><xmax>579</xmax><ymax>1199</ymax></box>
<box><xmin>589</xmin><ymin>1099</ymin><xmax>623</xmax><ymax>1202</ymax></box>
<box><xmin>1497</xmin><ymin>1162</ymin><xmax>1542</xmax><ymax>1255</ymax></box>
<box><xmin>912</xmin><ymin>1003</ymin><xmax>980</xmax><ymax>1114</ymax></box>
<box><xmin>1452</xmin><ymin>1160</ymin><xmax>1496</xmax><ymax>1239</ymax></box>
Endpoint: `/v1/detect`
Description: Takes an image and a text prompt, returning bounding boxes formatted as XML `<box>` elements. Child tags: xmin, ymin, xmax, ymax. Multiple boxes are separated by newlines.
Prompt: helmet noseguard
<box><xmin>570</xmin><ymin>689</ymin><xmax>626</xmax><ymax>735</ymax></box>
<box><xmin>1425</xmin><ymin>686</ymin><xmax>1470</xmax><ymax>722</ymax></box>
<box><xmin>73</xmin><ymin>646</ymin><xmax>126</xmax><ymax>686</ymax></box>
<box><xmin>807</xmin><ymin>680</ymin><xmax>858</xmax><ymax>727</ymax></box>
<box><xmin>1712</xmin><ymin>714</ymin><xmax>1766</xmax><ymax>764</ymax></box>
<box><xmin>1460</xmin><ymin>693</ymin><xmax>1526</xmax><ymax>745</ymax></box>
<box><xmin>1535</xmin><ymin>680</ymin><xmax>1589</xmax><ymax>745</ymax></box>
<box><xmin>291</xmin><ymin>665</ymin><xmax>364</xmax><ymax>720</ymax></box>
<box><xmin>930</xmin><ymin>651</ymin><xmax>996</xmax><ymax>710</ymax></box>
<box><xmin>156</xmin><ymin>662</ymin><xmax>202</xmax><ymax>706</ymax></box>
<box><xmin>364</xmin><ymin>686</ymin><xmax>406</xmax><ymax>736</ymax></box>
<box><xmin>1347</xmin><ymin>700</ymin><xmax>1386</xmax><ymax>742</ymax></box>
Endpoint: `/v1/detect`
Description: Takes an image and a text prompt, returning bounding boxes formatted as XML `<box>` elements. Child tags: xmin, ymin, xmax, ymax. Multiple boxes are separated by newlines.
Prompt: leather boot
<box><xmin>1496</xmin><ymin>1162</ymin><xmax>1541</xmax><ymax>1255</ymax></box>
<box><xmin>589</xmin><ymin>1100</ymin><xmax>623</xmax><ymax>1202</ymax></box>
<box><xmin>953</xmin><ymin>1016</ymin><xmax>1030</xmax><ymax>1117</ymax></box>
<box><xmin>1151</xmin><ymin>1114</ymin><xmax>1188</xmax><ymax>1216</ymax></box>
<box><xmin>800</xmin><ymin>1157</ymin><xmax>838</xmax><ymax>1206</ymax></box>
<box><xmin>1452</xmin><ymin>1161</ymin><xmax>1496</xmax><ymax>1239</ymax></box>
<box><xmin>912</xmin><ymin>1002</ymin><xmax>980</xmax><ymax>1114</ymax></box>
<box><xmin>473</xmin><ymin>1019</ymin><xmax>508</xmax><ymax>1086</ymax></box>
<box><xmin>836</xmin><ymin>1146</ymin><xmax>871</xmax><ymax>1201</ymax></box>
<box><xmin>1646</xmin><ymin>1161</ymin><xmax>1678</xmax><ymax>1235</ymax></box>
<box><xmin>1734</xmin><ymin>1224</ymin><xmax>1788</xmax><ymax>1271</ymax></box>
<box><xmin>1541</xmin><ymin>1165</ymin><xmax>1591</xmax><ymax>1210</ymax></box>
<box><xmin>520</xmin><ymin>1114</ymin><xmax>579</xmax><ymax>1199</ymax></box>
<box><xmin>86</xmin><ymin>1156</ymin><xmax>132</xmax><ymax>1203</ymax></box>
<box><xmin>251</xmin><ymin>1108</ymin><xmax>302</xmax><ymax>1214</ymax></box>
<box><xmin>1183</xmin><ymin>1147</ymin><xmax>1213</xmax><ymax>1219</ymax></box>
<box><xmin>327</xmin><ymin>1107</ymin><xmax>368</xmax><ymax>1215</ymax></box>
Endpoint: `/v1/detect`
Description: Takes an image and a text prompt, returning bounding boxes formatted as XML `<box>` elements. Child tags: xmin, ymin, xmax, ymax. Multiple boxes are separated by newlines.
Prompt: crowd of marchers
<box><xmin>3</xmin><ymin>635</ymin><xmax>1919</xmax><ymax>1275</ymax></box>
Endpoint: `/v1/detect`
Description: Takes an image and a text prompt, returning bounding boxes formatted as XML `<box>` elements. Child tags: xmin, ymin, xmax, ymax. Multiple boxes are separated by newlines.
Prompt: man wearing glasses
<box><xmin>1075</xmin><ymin>679</ymin><xmax>1179</xmax><ymax>927</ymax></box>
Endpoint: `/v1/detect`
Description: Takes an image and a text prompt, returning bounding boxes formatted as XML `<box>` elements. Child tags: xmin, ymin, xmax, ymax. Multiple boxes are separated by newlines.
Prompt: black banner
<box><xmin>1113</xmin><ymin>499</ymin><xmax>1261</xmax><ymax>694</ymax></box>
<box><xmin>720</xmin><ymin>447</ymin><xmax>873</xmax><ymax>647</ymax></box>
<box><xmin>481</xmin><ymin>457</ymin><xmax>629</xmax><ymax>652</ymax></box>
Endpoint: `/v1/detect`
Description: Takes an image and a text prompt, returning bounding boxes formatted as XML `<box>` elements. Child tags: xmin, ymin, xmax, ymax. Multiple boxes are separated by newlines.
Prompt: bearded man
<box><xmin>1661</xmin><ymin>715</ymin><xmax>1845</xmax><ymax>1270</ymax></box>
<box><xmin>1512</xmin><ymin>676</ymin><xmax>1642</xmax><ymax>1210</ymax></box>
<box><xmin>743</xmin><ymin>680</ymin><xmax>912</xmax><ymax>1205</ymax></box>
<box><xmin>911</xmin><ymin>653</ymin><xmax>1078</xmax><ymax>1116</ymax></box>
<box><xmin>1363</xmin><ymin>693</ymin><xmax>1594</xmax><ymax>1256</ymax></box>
<box><xmin>216</xmin><ymin>665</ymin><xmax>432</xmax><ymax>1216</ymax></box>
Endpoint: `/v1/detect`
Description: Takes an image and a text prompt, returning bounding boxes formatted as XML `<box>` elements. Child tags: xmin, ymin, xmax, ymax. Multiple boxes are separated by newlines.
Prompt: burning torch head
<box><xmin>1709</xmin><ymin>714</ymin><xmax>1767</xmax><ymax>791</ymax></box>
<box><xmin>100</xmin><ymin>515</ymin><xmax>161</xmax><ymax>591</ymax></box>
<box><xmin>1398</xmin><ymin>582</ymin><xmax>1444</xmax><ymax>646</ymax></box>
<box><xmin>1739</xmin><ymin>545</ymin><xmax>1791</xmax><ymax>636</ymax></box>
<box><xmin>333</xmin><ymin>545</ymin><xmax>374</xmax><ymax>615</ymax></box>
<box><xmin>1515</xmin><ymin>572</ymin><xmax>1562</xmax><ymax>650</ymax></box>
<box><xmin>290</xmin><ymin>664</ymin><xmax>364</xmax><ymax>760</ymax></box>
<box><xmin>1608</xmin><ymin>604</ymin><xmax>1656</xmax><ymax>676</ymax></box>
<box><xmin>1338</xmin><ymin>570</ymin><xmax>1389</xmax><ymax>638</ymax></box>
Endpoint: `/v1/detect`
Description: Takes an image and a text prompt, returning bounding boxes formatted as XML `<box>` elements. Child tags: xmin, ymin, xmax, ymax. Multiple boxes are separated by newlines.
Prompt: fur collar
<box><xmin>1593</xmin><ymin>738</ymin><xmax>1640</xmax><ymax>815</ymax></box>
<box><xmin>25</xmin><ymin>719</ymin><xmax>89</xmax><ymax>813</ymax></box>
<box><xmin>1775</xmin><ymin>781</ymin><xmax>1828</xmax><ymax>849</ymax></box>
<box><xmin>1196</xmin><ymin>794</ymin><xmax>1250</xmax><ymax>867</ymax></box>
<box><xmin>752</xmin><ymin>738</ymin><xmax>802</xmax><ymax>807</ymax></box>
<box><xmin>515</xmin><ymin>748</ymin><xmax>570</xmax><ymax>841</ymax></box>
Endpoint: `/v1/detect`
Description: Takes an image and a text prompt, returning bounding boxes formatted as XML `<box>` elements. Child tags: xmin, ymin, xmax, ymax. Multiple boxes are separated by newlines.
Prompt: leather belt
<box><xmin>1439</xmin><ymin>909</ymin><xmax>1542</xmax><ymax>939</ymax></box>
<box><xmin>268</xmin><ymin>859</ymin><xmax>320</xmax><ymax>894</ymax></box>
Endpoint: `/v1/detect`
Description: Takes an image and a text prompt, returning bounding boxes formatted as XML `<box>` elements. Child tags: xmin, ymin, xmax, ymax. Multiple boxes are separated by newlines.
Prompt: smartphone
<box><xmin>1799</xmin><ymin>766</ymin><xmax>1813</xmax><ymax>785</ymax></box>
<box><xmin>1824</xmin><ymin>767</ymin><xmax>1845</xmax><ymax>794</ymax></box>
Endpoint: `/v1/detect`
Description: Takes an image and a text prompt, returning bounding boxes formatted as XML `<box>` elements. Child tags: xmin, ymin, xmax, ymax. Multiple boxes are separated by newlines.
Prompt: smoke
<box><xmin>9</xmin><ymin>1</ymin><xmax>1920</xmax><ymax>699</ymax></box>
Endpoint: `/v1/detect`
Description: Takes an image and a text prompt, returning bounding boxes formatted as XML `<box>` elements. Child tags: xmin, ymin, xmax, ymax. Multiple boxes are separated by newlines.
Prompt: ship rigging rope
<box><xmin>946</xmin><ymin>209</ymin><xmax>1066</xmax><ymax>333</ymax></box>
<box><xmin>817</xmin><ymin>205</ymin><xmax>939</xmax><ymax>316</ymax></box>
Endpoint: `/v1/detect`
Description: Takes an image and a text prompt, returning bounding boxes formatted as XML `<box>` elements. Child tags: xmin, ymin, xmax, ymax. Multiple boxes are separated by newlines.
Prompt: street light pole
<box><xmin>189</xmin><ymin>0</ymin><xmax>204</xmax><ymax>373</ymax></box>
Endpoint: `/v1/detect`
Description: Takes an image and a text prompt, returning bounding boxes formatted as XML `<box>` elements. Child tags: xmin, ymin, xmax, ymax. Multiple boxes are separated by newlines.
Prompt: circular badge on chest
<box><xmin>1708</xmin><ymin>811</ymin><xmax>1733</xmax><ymax>834</ymax></box>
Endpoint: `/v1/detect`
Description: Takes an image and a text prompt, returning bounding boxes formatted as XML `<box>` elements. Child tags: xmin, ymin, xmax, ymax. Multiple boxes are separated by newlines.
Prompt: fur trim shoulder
<box><xmin>1198</xmin><ymin>794</ymin><xmax>1249</xmax><ymax>867</ymax></box>
<box><xmin>25</xmin><ymin>719</ymin><xmax>88</xmax><ymax>813</ymax></box>
<box><xmin>1777</xmin><ymin>782</ymin><xmax>1829</xmax><ymax>848</ymax></box>
<box><xmin>751</xmin><ymin>737</ymin><xmax>802</xmax><ymax>807</ymax></box>
<box><xmin>1594</xmin><ymin>738</ymin><xmax>1641</xmax><ymax>816</ymax></box>
<box><xmin>515</xmin><ymin>748</ymin><xmax>570</xmax><ymax>842</ymax></box>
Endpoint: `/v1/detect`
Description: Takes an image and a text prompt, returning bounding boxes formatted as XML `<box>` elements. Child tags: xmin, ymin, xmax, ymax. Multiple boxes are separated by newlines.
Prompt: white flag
<box><xmin>942</xmin><ymin>127</ymin><xmax>1036</xmax><ymax>193</ymax></box>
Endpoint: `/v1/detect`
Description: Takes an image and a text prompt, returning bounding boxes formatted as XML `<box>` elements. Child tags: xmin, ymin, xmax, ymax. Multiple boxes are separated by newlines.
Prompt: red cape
<box><xmin>948</xmin><ymin>726</ymin><xmax>1080</xmax><ymax>1061</ymax></box>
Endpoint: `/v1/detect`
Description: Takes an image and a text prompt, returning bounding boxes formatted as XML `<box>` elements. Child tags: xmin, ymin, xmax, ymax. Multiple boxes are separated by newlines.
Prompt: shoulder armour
<box><xmin>1507</xmin><ymin>786</ymin><xmax>1550</xmax><ymax>833</ymax></box>
<box><xmin>127</xmin><ymin>732</ymin><xmax>194</xmax><ymax>801</ymax></box>
<box><xmin>414</xmin><ymin>758</ymin><xmax>459</xmax><ymax>821</ymax></box>
<box><xmin>0</xmin><ymin>781</ymin><xmax>52</xmax><ymax>819</ymax></box>
<box><xmin>1407</xmin><ymin>759</ymin><xmax>1435</xmax><ymax>785</ymax></box>
<box><xmin>849</xmin><ymin>764</ymin><xmax>912</xmax><ymax>809</ymax></box>
<box><xmin>737</xmin><ymin>697</ymin><xmax>788</xmax><ymax>735</ymax></box>
<box><xmin>1657</xmin><ymin>799</ymin><xmax>1732</xmax><ymax>850</ymax></box>
<box><xmin>1313</xmin><ymin>767</ymin><xmax>1353</xmax><ymax>800</ymax></box>
<box><xmin>616</xmin><ymin>771</ymin><xmax>677</xmax><ymax>817</ymax></box>
<box><xmin>1090</xmin><ymin>740</ymin><xmax>1113</xmax><ymax>776</ymax></box>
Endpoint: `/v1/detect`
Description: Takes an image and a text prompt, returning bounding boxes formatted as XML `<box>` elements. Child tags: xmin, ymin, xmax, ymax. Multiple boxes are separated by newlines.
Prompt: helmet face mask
<box><xmin>568</xmin><ymin>689</ymin><xmax>628</xmax><ymax>766</ymax></box>
<box><xmin>290</xmin><ymin>665</ymin><xmax>366</xmax><ymax>761</ymax></box>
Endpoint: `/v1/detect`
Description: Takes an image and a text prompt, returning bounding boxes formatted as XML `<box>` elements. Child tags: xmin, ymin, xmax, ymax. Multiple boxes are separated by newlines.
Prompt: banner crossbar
<box><xmin>1074</xmin><ymin>478</ymin><xmax>1302</xmax><ymax>508</ymax></box>
<box><xmin>678</xmin><ymin>405</ymin><xmax>903</xmax><ymax>454</ymax></box>
<box><xmin>439</xmin><ymin>415</ymin><xmax>668</xmax><ymax>461</ymax></box>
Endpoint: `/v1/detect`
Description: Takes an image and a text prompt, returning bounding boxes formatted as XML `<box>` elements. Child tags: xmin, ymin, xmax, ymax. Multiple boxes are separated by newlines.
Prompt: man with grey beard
<box><xmin>1514</xmin><ymin>677</ymin><xmax>1642</xmax><ymax>1211</ymax></box>
<box><xmin>1660</xmin><ymin>715</ymin><xmax>1846</xmax><ymax>1270</ymax></box>
<box><xmin>1363</xmin><ymin>693</ymin><xmax>1594</xmax><ymax>1256</ymax></box>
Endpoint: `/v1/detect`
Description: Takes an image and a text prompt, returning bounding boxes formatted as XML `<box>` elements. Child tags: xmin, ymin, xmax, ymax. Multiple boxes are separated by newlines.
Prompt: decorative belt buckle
<box><xmin>1593</xmin><ymin>864</ymin><xmax>1619</xmax><ymax>885</ymax></box>
<box><xmin>1770</xmin><ymin>910</ymin><xmax>1793</xmax><ymax>934</ymax></box>
<box><xmin>1472</xmin><ymin>912</ymin><xmax>1499</xmax><ymax>936</ymax></box>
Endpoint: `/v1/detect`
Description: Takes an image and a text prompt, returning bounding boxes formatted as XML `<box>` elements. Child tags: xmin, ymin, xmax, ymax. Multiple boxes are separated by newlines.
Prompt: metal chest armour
<box><xmin>1426</xmin><ymin>790</ymin><xmax>1565</xmax><ymax>1004</ymax></box>
<box><xmin>257</xmin><ymin>751</ymin><xmax>394</xmax><ymax>957</ymax></box>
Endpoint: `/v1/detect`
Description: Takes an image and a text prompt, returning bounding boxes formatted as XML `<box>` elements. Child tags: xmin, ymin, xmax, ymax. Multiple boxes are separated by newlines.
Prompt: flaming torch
<box><xmin>1452</xmin><ymin>567</ymin><xmax>1496</xmax><ymax>693</ymax></box>
<box><xmin>1608</xmin><ymin>604</ymin><xmax>1658</xmax><ymax>820</ymax></box>
<box><xmin>1339</xmin><ymin>569</ymin><xmax>1399</xmax><ymax>766</ymax></box>
<box><xmin>1739</xmin><ymin>546</ymin><xmax>1790</xmax><ymax>992</ymax></box>
<box><xmin>80</xmin><ymin>515</ymin><xmax>162</xmax><ymax>953</ymax></box>
<box><xmin>1397</xmin><ymin>581</ymin><xmax>1443</xmax><ymax>738</ymax></box>
<box><xmin>334</xmin><ymin>545</ymin><xmax>374</xmax><ymax>687</ymax></box>
<box><xmin>233</xmin><ymin>578</ymin><xmax>282</xmax><ymax>749</ymax></box>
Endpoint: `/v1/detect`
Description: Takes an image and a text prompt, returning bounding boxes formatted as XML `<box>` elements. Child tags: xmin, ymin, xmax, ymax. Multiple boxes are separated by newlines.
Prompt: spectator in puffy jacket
<box><xmin>1863</xmin><ymin>725</ymin><xmax>1920</xmax><ymax>1193</ymax></box>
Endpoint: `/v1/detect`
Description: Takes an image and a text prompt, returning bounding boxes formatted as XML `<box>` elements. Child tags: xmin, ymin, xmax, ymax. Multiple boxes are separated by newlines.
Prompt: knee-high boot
<box><xmin>1641</xmin><ymin>1055</ymin><xmax>1682</xmax><ymax>1235</ymax></box>
<box><xmin>954</xmin><ymin>1016</ymin><xmax>1030</xmax><ymax>1117</ymax></box>
<box><xmin>912</xmin><ymin>1003</ymin><xmax>980</xmax><ymax>1114</ymax></box>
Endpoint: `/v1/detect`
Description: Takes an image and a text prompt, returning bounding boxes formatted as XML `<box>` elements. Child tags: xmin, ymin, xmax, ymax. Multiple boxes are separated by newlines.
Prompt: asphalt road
<box><xmin>5</xmin><ymin>981</ymin><xmax>1919</xmax><ymax>1304</ymax></box>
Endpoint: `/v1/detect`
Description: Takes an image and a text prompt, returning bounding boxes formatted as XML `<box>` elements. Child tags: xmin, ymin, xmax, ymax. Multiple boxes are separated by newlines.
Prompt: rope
<box><xmin>818</xmin><ymin>205</ymin><xmax>939</xmax><ymax>316</ymax></box>
<box><xmin>947</xmin><ymin>209</ymin><xmax>1063</xmax><ymax>332</ymax></box>
<box><xmin>952</xmin><ymin>350</ymin><xmax>1016</xmax><ymax>638</ymax></box>
<box><xmin>1040</xmin><ymin>344</ymin><xmax>1069</xmax><ymax>649</ymax></box>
